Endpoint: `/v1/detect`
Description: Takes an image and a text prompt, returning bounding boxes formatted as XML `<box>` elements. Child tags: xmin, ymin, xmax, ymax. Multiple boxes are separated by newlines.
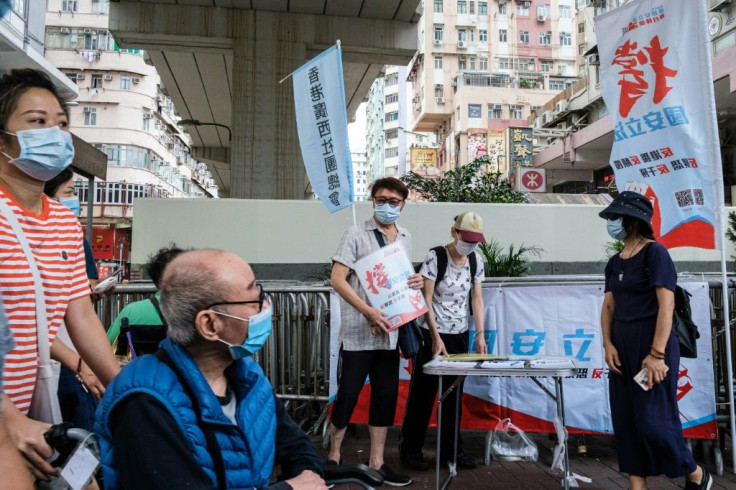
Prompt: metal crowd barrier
<box><xmin>96</xmin><ymin>282</ymin><xmax>333</xmax><ymax>433</ymax></box>
<box><xmin>99</xmin><ymin>275</ymin><xmax>736</xmax><ymax>457</ymax></box>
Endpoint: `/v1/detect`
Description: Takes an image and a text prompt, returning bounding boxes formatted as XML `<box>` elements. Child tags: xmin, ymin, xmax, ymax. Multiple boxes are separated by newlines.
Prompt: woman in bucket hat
<box><xmin>599</xmin><ymin>191</ymin><xmax>712</xmax><ymax>490</ymax></box>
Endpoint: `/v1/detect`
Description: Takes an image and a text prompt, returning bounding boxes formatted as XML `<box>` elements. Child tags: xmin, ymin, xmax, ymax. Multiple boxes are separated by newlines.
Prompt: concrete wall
<box><xmin>131</xmin><ymin>199</ymin><xmax>735</xmax><ymax>280</ymax></box>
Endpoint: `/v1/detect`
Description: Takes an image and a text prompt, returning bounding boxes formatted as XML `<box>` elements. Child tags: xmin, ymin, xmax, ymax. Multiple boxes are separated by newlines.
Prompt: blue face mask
<box><xmin>374</xmin><ymin>203</ymin><xmax>401</xmax><ymax>225</ymax></box>
<box><xmin>59</xmin><ymin>196</ymin><xmax>80</xmax><ymax>216</ymax></box>
<box><xmin>607</xmin><ymin>217</ymin><xmax>627</xmax><ymax>240</ymax></box>
<box><xmin>214</xmin><ymin>305</ymin><xmax>273</xmax><ymax>360</ymax></box>
<box><xmin>1</xmin><ymin>127</ymin><xmax>75</xmax><ymax>182</ymax></box>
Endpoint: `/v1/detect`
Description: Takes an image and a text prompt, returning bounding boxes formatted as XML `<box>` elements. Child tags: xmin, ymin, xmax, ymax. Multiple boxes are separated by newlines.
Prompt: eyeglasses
<box><xmin>205</xmin><ymin>283</ymin><xmax>265</xmax><ymax>313</ymax></box>
<box><xmin>373</xmin><ymin>197</ymin><xmax>404</xmax><ymax>207</ymax></box>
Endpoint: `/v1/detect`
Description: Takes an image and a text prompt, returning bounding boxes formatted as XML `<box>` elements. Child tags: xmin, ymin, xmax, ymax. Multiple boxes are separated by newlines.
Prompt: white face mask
<box><xmin>455</xmin><ymin>240</ymin><xmax>478</xmax><ymax>256</ymax></box>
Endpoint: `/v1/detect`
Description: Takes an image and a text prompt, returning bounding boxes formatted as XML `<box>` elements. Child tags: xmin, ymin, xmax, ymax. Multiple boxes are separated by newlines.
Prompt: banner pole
<box><xmin>719</xmin><ymin>230</ymin><xmax>736</xmax><ymax>473</ymax></box>
<box><xmin>351</xmin><ymin>202</ymin><xmax>357</xmax><ymax>227</ymax></box>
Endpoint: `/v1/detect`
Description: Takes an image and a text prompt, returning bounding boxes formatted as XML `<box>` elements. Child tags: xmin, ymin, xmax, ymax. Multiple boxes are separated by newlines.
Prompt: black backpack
<box><xmin>672</xmin><ymin>285</ymin><xmax>700</xmax><ymax>358</ymax></box>
<box><xmin>643</xmin><ymin>243</ymin><xmax>700</xmax><ymax>358</ymax></box>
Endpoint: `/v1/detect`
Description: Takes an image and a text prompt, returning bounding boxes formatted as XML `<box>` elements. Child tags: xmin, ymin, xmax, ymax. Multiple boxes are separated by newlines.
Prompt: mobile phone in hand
<box><xmin>92</xmin><ymin>276</ymin><xmax>117</xmax><ymax>294</ymax></box>
<box><xmin>634</xmin><ymin>368</ymin><xmax>650</xmax><ymax>391</ymax></box>
<box><xmin>93</xmin><ymin>266</ymin><xmax>124</xmax><ymax>294</ymax></box>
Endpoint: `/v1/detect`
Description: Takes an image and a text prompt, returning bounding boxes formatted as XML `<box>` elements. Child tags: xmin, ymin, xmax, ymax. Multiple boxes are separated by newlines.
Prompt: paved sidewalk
<box><xmin>318</xmin><ymin>426</ymin><xmax>736</xmax><ymax>489</ymax></box>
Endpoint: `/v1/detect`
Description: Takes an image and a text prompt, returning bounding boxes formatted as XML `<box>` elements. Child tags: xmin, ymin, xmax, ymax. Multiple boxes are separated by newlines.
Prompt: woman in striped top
<box><xmin>0</xmin><ymin>69</ymin><xmax>120</xmax><ymax>480</ymax></box>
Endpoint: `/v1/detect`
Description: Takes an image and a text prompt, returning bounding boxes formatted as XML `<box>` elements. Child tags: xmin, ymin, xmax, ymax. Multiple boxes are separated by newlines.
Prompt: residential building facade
<box><xmin>44</xmin><ymin>0</ymin><xmax>217</xmax><ymax>266</ymax></box>
<box><xmin>410</xmin><ymin>0</ymin><xmax>579</xmax><ymax>171</ymax></box>
<box><xmin>351</xmin><ymin>151</ymin><xmax>370</xmax><ymax>200</ymax></box>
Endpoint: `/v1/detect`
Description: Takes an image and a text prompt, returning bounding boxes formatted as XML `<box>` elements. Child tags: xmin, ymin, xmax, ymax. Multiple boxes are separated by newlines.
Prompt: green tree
<box><xmin>727</xmin><ymin>211</ymin><xmax>736</xmax><ymax>244</ymax></box>
<box><xmin>401</xmin><ymin>156</ymin><xmax>527</xmax><ymax>203</ymax></box>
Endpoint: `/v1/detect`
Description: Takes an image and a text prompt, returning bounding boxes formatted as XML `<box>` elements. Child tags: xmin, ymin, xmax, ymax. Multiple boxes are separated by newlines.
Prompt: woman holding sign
<box><xmin>399</xmin><ymin>212</ymin><xmax>487</xmax><ymax>472</ymax></box>
<box><xmin>599</xmin><ymin>191</ymin><xmax>712</xmax><ymax>490</ymax></box>
<box><xmin>327</xmin><ymin>177</ymin><xmax>424</xmax><ymax>487</ymax></box>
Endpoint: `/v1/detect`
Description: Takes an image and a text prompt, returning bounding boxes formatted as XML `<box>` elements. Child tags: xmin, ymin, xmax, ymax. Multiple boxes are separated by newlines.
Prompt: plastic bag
<box><xmin>489</xmin><ymin>418</ymin><xmax>538</xmax><ymax>462</ymax></box>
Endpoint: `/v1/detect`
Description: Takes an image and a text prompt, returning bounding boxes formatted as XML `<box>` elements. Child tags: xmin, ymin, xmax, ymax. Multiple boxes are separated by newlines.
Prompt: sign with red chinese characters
<box><xmin>353</xmin><ymin>241</ymin><xmax>428</xmax><ymax>330</ymax></box>
<box><xmin>596</xmin><ymin>0</ymin><xmax>724</xmax><ymax>249</ymax></box>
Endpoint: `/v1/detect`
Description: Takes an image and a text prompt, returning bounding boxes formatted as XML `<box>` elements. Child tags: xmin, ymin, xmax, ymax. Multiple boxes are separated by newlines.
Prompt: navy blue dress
<box><xmin>604</xmin><ymin>242</ymin><xmax>696</xmax><ymax>478</ymax></box>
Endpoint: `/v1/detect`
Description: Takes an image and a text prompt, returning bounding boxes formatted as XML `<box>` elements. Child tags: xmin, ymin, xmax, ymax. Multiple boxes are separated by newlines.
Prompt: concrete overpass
<box><xmin>108</xmin><ymin>1</ymin><xmax>421</xmax><ymax>198</ymax></box>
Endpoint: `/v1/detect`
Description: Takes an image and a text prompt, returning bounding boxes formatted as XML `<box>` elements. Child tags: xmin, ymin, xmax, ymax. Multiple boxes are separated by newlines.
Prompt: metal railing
<box><xmin>96</xmin><ymin>282</ymin><xmax>333</xmax><ymax>430</ymax></box>
<box><xmin>99</xmin><ymin>276</ymin><xmax>736</xmax><ymax>447</ymax></box>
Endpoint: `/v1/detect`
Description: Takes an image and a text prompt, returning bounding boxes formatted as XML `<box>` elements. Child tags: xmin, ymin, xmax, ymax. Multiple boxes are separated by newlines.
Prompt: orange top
<box><xmin>0</xmin><ymin>186</ymin><xmax>89</xmax><ymax>413</ymax></box>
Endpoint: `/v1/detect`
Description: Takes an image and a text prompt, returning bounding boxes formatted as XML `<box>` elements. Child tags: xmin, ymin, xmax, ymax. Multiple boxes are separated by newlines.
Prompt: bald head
<box><xmin>161</xmin><ymin>249</ymin><xmax>256</xmax><ymax>346</ymax></box>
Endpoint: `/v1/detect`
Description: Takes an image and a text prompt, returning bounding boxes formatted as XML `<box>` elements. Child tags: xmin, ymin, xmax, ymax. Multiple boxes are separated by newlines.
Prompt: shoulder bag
<box><xmin>0</xmin><ymin>198</ymin><xmax>62</xmax><ymax>423</ymax></box>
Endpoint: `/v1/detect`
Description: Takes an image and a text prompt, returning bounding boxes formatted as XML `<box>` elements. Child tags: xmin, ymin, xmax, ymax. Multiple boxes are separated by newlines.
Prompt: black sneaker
<box><xmin>441</xmin><ymin>451</ymin><xmax>479</xmax><ymax>470</ymax></box>
<box><xmin>400</xmin><ymin>451</ymin><xmax>429</xmax><ymax>471</ymax></box>
<box><xmin>325</xmin><ymin>458</ymin><xmax>340</xmax><ymax>466</ymax></box>
<box><xmin>378</xmin><ymin>463</ymin><xmax>412</xmax><ymax>487</ymax></box>
<box><xmin>685</xmin><ymin>466</ymin><xmax>713</xmax><ymax>490</ymax></box>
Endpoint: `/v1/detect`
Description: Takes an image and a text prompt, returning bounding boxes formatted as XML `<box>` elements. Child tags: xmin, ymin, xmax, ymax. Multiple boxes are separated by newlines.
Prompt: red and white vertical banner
<box><xmin>595</xmin><ymin>0</ymin><xmax>724</xmax><ymax>249</ymax></box>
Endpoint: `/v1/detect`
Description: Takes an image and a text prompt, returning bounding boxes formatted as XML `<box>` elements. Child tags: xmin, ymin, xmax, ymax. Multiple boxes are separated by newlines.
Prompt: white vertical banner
<box><xmin>595</xmin><ymin>0</ymin><xmax>723</xmax><ymax>250</ymax></box>
<box><xmin>292</xmin><ymin>44</ymin><xmax>354</xmax><ymax>213</ymax></box>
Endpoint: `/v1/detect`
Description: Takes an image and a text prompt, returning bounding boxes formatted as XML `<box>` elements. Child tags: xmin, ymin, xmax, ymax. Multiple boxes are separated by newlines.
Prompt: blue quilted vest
<box><xmin>95</xmin><ymin>337</ymin><xmax>276</xmax><ymax>489</ymax></box>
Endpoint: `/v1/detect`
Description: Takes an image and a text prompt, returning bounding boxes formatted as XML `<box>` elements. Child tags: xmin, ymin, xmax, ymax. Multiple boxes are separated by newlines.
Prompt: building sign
<box><xmin>512</xmin><ymin>168</ymin><xmax>547</xmax><ymax>192</ymax></box>
<box><xmin>507</xmin><ymin>127</ymin><xmax>533</xmax><ymax>169</ymax></box>
<box><xmin>410</xmin><ymin>148</ymin><xmax>439</xmax><ymax>176</ymax></box>
<box><xmin>90</xmin><ymin>225</ymin><xmax>130</xmax><ymax>261</ymax></box>
<box><xmin>487</xmin><ymin>129</ymin><xmax>506</xmax><ymax>174</ymax></box>
<box><xmin>467</xmin><ymin>128</ymin><xmax>488</xmax><ymax>162</ymax></box>
<box><xmin>292</xmin><ymin>44</ymin><xmax>354</xmax><ymax>213</ymax></box>
<box><xmin>596</xmin><ymin>0</ymin><xmax>723</xmax><ymax>249</ymax></box>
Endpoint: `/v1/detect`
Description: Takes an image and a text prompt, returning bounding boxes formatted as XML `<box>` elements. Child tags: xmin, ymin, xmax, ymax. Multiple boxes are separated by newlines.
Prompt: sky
<box><xmin>348</xmin><ymin>102</ymin><xmax>367</xmax><ymax>153</ymax></box>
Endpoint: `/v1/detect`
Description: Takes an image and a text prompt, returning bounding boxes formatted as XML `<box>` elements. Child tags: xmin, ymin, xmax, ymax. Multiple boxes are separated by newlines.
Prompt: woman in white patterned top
<box><xmin>399</xmin><ymin>211</ymin><xmax>487</xmax><ymax>472</ymax></box>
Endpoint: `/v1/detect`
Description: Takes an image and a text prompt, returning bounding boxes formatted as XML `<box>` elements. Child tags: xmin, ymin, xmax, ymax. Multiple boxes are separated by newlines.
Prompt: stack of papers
<box><xmin>479</xmin><ymin>360</ymin><xmax>527</xmax><ymax>369</ymax></box>
<box><xmin>529</xmin><ymin>358</ymin><xmax>576</xmax><ymax>369</ymax></box>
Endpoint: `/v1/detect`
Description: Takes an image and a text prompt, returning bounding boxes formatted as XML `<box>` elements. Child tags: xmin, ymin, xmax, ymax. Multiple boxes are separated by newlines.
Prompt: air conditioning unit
<box><xmin>521</xmin><ymin>0</ymin><xmax>531</xmax><ymax>6</ymax></box>
<box><xmin>76</xmin><ymin>73</ymin><xmax>85</xmax><ymax>80</ymax></box>
<box><xmin>458</xmin><ymin>40</ymin><xmax>467</xmax><ymax>49</ymax></box>
<box><xmin>436</xmin><ymin>96</ymin><xmax>445</xmax><ymax>104</ymax></box>
<box><xmin>542</xmin><ymin>110</ymin><xmax>554</xmax><ymax>123</ymax></box>
<box><xmin>556</xmin><ymin>100</ymin><xmax>569</xmax><ymax>113</ymax></box>
<box><xmin>143</xmin><ymin>113</ymin><xmax>153</xmax><ymax>119</ymax></box>
<box><xmin>587</xmin><ymin>53</ymin><xmax>600</xmax><ymax>65</ymax></box>
<box><xmin>537</xmin><ymin>14</ymin><xmax>547</xmax><ymax>21</ymax></box>
<box><xmin>60</xmin><ymin>27</ymin><xmax>71</xmax><ymax>34</ymax></box>
<box><xmin>83</xmin><ymin>28</ymin><xmax>93</xmax><ymax>34</ymax></box>
<box><xmin>132</xmin><ymin>77</ymin><xmax>141</xmax><ymax>84</ymax></box>
<box><xmin>434</xmin><ymin>39</ymin><xmax>442</xmax><ymax>46</ymax></box>
<box><xmin>534</xmin><ymin>116</ymin><xmax>542</xmax><ymax>129</ymax></box>
<box><xmin>103</xmin><ymin>74</ymin><xmax>113</xmax><ymax>81</ymax></box>
<box><xmin>493</xmin><ymin>104</ymin><xmax>502</xmax><ymax>110</ymax></box>
<box><xmin>435</xmin><ymin>83</ymin><xmax>444</xmax><ymax>89</ymax></box>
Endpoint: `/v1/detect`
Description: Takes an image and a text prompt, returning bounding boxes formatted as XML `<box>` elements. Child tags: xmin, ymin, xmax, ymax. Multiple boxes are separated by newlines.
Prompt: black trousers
<box><xmin>399</xmin><ymin>328</ymin><xmax>469</xmax><ymax>460</ymax></box>
<box><xmin>330</xmin><ymin>348</ymin><xmax>400</xmax><ymax>428</ymax></box>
